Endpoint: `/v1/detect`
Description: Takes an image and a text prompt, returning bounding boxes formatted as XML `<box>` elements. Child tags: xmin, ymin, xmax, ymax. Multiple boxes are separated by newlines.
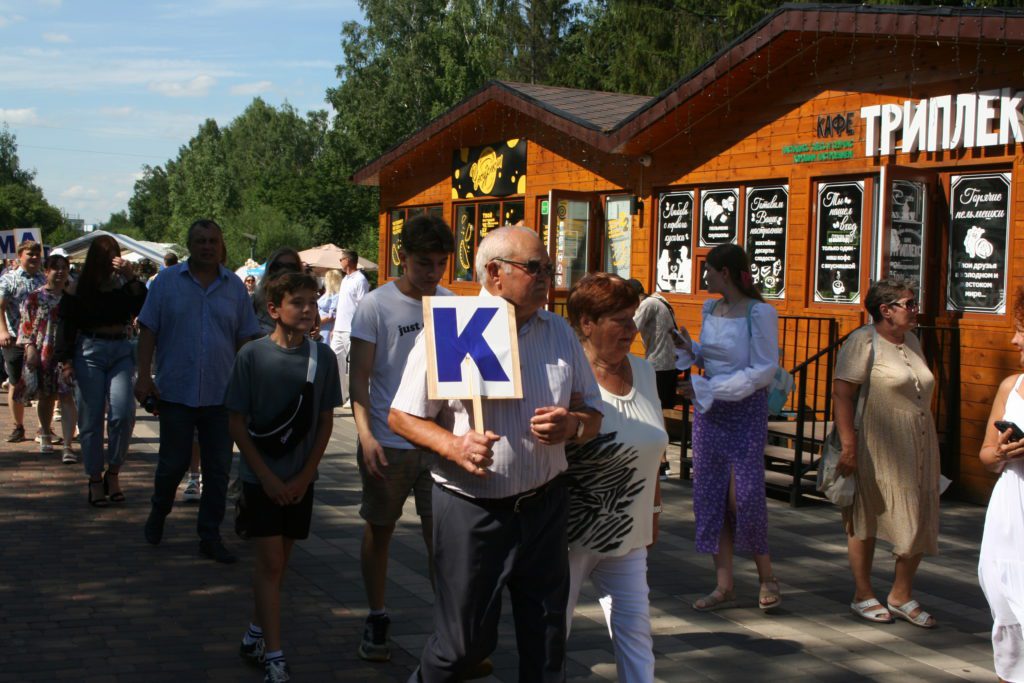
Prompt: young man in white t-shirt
<box><xmin>331</xmin><ymin>248</ymin><xmax>369</xmax><ymax>406</ymax></box>
<box><xmin>349</xmin><ymin>215</ymin><xmax>454</xmax><ymax>663</ymax></box>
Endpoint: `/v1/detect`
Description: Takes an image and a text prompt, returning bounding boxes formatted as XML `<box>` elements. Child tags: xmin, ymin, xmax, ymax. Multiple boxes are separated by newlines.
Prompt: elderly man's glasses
<box><xmin>887</xmin><ymin>298</ymin><xmax>918</xmax><ymax>310</ymax></box>
<box><xmin>491</xmin><ymin>257</ymin><xmax>555</xmax><ymax>279</ymax></box>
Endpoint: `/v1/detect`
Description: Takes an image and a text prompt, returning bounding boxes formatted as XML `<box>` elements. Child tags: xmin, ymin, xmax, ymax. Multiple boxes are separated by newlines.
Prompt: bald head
<box><xmin>475</xmin><ymin>226</ymin><xmax>542</xmax><ymax>283</ymax></box>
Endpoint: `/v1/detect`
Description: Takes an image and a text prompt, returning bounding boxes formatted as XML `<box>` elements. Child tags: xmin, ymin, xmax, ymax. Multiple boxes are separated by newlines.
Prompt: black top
<box><xmin>55</xmin><ymin>278</ymin><xmax>147</xmax><ymax>361</ymax></box>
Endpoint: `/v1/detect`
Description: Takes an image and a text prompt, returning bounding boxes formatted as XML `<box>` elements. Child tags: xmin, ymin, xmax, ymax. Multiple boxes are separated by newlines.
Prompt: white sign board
<box><xmin>0</xmin><ymin>228</ymin><xmax>42</xmax><ymax>258</ymax></box>
<box><xmin>423</xmin><ymin>296</ymin><xmax>522</xmax><ymax>400</ymax></box>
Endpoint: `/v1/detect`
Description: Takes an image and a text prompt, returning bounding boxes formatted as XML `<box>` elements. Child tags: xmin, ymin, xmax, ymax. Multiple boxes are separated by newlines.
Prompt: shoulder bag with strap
<box><xmin>247</xmin><ymin>341</ymin><xmax>318</xmax><ymax>459</ymax></box>
<box><xmin>742</xmin><ymin>301</ymin><xmax>794</xmax><ymax>415</ymax></box>
<box><xmin>816</xmin><ymin>327</ymin><xmax>876</xmax><ymax>505</ymax></box>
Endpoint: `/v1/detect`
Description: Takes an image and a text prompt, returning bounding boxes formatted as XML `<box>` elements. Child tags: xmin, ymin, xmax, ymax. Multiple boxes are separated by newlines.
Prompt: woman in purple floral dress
<box><xmin>18</xmin><ymin>253</ymin><xmax>77</xmax><ymax>462</ymax></box>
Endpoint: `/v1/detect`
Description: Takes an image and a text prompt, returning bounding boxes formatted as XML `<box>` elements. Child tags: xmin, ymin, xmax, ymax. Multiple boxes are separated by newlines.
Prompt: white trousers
<box><xmin>567</xmin><ymin>546</ymin><xmax>654</xmax><ymax>683</ymax></box>
<box><xmin>331</xmin><ymin>330</ymin><xmax>351</xmax><ymax>403</ymax></box>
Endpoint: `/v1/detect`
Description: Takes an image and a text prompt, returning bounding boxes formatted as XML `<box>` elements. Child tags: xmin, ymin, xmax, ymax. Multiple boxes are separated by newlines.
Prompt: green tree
<box><xmin>167</xmin><ymin>119</ymin><xmax>235</xmax><ymax>243</ymax></box>
<box><xmin>0</xmin><ymin>125</ymin><xmax>64</xmax><ymax>235</ymax></box>
<box><xmin>128</xmin><ymin>165</ymin><xmax>172</xmax><ymax>242</ymax></box>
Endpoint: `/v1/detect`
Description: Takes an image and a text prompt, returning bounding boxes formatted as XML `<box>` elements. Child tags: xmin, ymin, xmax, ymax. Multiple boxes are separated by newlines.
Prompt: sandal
<box><xmin>88</xmin><ymin>479</ymin><xmax>109</xmax><ymax>508</ymax></box>
<box><xmin>692</xmin><ymin>587</ymin><xmax>736</xmax><ymax>612</ymax></box>
<box><xmin>850</xmin><ymin>598</ymin><xmax>894</xmax><ymax>623</ymax></box>
<box><xmin>887</xmin><ymin>599</ymin><xmax>936</xmax><ymax>629</ymax></box>
<box><xmin>103</xmin><ymin>471</ymin><xmax>126</xmax><ymax>503</ymax></box>
<box><xmin>759</xmin><ymin>577</ymin><xmax>782</xmax><ymax>611</ymax></box>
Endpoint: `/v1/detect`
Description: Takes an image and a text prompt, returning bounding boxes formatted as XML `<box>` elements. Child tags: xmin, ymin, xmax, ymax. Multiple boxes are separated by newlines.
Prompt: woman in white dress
<box><xmin>979</xmin><ymin>286</ymin><xmax>1024</xmax><ymax>682</ymax></box>
<box><xmin>564</xmin><ymin>273</ymin><xmax>668</xmax><ymax>682</ymax></box>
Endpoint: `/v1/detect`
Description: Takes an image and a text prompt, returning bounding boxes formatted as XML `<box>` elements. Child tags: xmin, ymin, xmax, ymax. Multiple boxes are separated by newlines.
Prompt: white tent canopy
<box><xmin>298</xmin><ymin>243</ymin><xmax>377</xmax><ymax>272</ymax></box>
<box><xmin>54</xmin><ymin>230</ymin><xmax>184</xmax><ymax>265</ymax></box>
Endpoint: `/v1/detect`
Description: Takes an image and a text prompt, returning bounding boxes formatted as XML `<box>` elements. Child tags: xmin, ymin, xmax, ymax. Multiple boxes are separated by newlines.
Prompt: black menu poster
<box><xmin>887</xmin><ymin>180</ymin><xmax>926</xmax><ymax>298</ymax></box>
<box><xmin>699</xmin><ymin>188</ymin><xmax>739</xmax><ymax>247</ymax></box>
<box><xmin>656</xmin><ymin>191</ymin><xmax>694</xmax><ymax>294</ymax></box>
<box><xmin>814</xmin><ymin>181</ymin><xmax>864</xmax><ymax>304</ymax></box>
<box><xmin>744</xmin><ymin>185</ymin><xmax>788</xmax><ymax>299</ymax></box>
<box><xmin>947</xmin><ymin>173</ymin><xmax>1010</xmax><ymax>314</ymax></box>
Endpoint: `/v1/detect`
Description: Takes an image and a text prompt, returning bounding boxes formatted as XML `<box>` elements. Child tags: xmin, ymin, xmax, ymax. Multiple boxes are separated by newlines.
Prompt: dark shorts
<box><xmin>655</xmin><ymin>369</ymin><xmax>680</xmax><ymax>409</ymax></box>
<box><xmin>237</xmin><ymin>481</ymin><xmax>315</xmax><ymax>539</ymax></box>
<box><xmin>2</xmin><ymin>346</ymin><xmax>24</xmax><ymax>384</ymax></box>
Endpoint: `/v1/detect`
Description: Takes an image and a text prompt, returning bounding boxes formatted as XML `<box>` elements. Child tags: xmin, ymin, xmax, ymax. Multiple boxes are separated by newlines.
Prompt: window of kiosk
<box><xmin>453</xmin><ymin>199</ymin><xmax>525</xmax><ymax>282</ymax></box>
<box><xmin>386</xmin><ymin>204</ymin><xmax>442</xmax><ymax>278</ymax></box>
<box><xmin>603</xmin><ymin>195</ymin><xmax>632</xmax><ymax>279</ymax></box>
<box><xmin>554</xmin><ymin>199</ymin><xmax>590</xmax><ymax>290</ymax></box>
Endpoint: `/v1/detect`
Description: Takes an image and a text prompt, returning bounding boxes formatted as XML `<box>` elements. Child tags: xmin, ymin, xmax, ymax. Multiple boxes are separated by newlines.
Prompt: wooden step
<box><xmin>767</xmin><ymin>419</ymin><xmax>832</xmax><ymax>442</ymax></box>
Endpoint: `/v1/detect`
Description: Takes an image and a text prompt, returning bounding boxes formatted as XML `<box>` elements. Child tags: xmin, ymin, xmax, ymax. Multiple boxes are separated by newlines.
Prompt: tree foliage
<box><xmin>0</xmin><ymin>125</ymin><xmax>64</xmax><ymax>235</ymax></box>
<box><xmin>111</xmin><ymin>0</ymin><xmax>1022</xmax><ymax>268</ymax></box>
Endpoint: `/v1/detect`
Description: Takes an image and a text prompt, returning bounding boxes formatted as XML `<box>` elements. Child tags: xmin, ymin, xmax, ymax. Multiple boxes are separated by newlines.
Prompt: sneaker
<box><xmin>659</xmin><ymin>461</ymin><xmax>670</xmax><ymax>481</ymax></box>
<box><xmin>144</xmin><ymin>507</ymin><xmax>166</xmax><ymax>545</ymax></box>
<box><xmin>6</xmin><ymin>425</ymin><xmax>24</xmax><ymax>443</ymax></box>
<box><xmin>61</xmin><ymin>449</ymin><xmax>78</xmax><ymax>464</ymax></box>
<box><xmin>39</xmin><ymin>433</ymin><xmax>53</xmax><ymax>454</ymax></box>
<box><xmin>182</xmin><ymin>476</ymin><xmax>201</xmax><ymax>502</ymax></box>
<box><xmin>357</xmin><ymin>613</ymin><xmax>391</xmax><ymax>662</ymax></box>
<box><xmin>264</xmin><ymin>659</ymin><xmax>290</xmax><ymax>683</ymax></box>
<box><xmin>240</xmin><ymin>637</ymin><xmax>265</xmax><ymax>667</ymax></box>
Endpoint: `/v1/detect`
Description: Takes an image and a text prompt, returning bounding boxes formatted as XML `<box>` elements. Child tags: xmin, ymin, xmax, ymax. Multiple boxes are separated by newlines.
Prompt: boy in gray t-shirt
<box><xmin>225</xmin><ymin>271</ymin><xmax>342</xmax><ymax>682</ymax></box>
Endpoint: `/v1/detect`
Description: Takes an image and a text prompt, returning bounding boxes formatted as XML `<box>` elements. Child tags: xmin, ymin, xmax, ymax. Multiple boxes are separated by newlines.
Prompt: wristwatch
<box><xmin>573</xmin><ymin>416</ymin><xmax>585</xmax><ymax>441</ymax></box>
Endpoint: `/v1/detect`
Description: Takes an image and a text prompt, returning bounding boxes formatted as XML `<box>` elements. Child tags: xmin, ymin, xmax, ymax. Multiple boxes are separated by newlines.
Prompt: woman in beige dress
<box><xmin>832</xmin><ymin>279</ymin><xmax>939</xmax><ymax>627</ymax></box>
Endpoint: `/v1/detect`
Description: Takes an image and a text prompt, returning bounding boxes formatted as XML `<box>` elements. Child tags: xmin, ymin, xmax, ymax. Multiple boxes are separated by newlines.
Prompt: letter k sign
<box><xmin>433</xmin><ymin>307</ymin><xmax>509</xmax><ymax>383</ymax></box>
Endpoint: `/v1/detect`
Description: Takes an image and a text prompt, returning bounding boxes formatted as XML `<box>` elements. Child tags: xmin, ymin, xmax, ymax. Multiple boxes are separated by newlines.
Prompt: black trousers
<box><xmin>413</xmin><ymin>480</ymin><xmax>570</xmax><ymax>683</ymax></box>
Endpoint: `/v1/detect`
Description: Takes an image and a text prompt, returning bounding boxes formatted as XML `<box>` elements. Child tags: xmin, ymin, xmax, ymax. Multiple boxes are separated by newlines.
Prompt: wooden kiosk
<box><xmin>352</xmin><ymin>4</ymin><xmax>1024</xmax><ymax>503</ymax></box>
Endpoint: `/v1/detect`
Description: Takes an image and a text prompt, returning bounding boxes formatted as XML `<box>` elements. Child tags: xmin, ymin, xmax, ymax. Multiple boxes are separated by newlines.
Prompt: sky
<box><xmin>0</xmin><ymin>0</ymin><xmax>364</xmax><ymax>224</ymax></box>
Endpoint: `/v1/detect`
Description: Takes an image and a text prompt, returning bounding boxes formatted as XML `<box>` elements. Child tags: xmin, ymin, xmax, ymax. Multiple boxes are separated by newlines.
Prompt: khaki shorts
<box><xmin>358</xmin><ymin>444</ymin><xmax>435</xmax><ymax>526</ymax></box>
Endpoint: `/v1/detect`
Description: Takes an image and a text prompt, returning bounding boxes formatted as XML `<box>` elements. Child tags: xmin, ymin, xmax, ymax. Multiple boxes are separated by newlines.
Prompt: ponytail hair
<box><xmin>706</xmin><ymin>243</ymin><xmax>764</xmax><ymax>302</ymax></box>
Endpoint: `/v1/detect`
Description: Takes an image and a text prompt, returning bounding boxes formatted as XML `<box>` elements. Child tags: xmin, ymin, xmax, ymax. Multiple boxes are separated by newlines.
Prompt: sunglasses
<box><xmin>491</xmin><ymin>257</ymin><xmax>555</xmax><ymax>279</ymax></box>
<box><xmin>887</xmin><ymin>298</ymin><xmax>918</xmax><ymax>310</ymax></box>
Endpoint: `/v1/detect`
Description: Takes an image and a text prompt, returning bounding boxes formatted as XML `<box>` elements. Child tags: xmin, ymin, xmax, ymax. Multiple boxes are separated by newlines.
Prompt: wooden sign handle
<box><xmin>464</xmin><ymin>356</ymin><xmax>484</xmax><ymax>434</ymax></box>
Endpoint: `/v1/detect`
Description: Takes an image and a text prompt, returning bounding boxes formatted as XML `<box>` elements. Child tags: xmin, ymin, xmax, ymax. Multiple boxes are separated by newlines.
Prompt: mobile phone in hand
<box><xmin>994</xmin><ymin>420</ymin><xmax>1024</xmax><ymax>441</ymax></box>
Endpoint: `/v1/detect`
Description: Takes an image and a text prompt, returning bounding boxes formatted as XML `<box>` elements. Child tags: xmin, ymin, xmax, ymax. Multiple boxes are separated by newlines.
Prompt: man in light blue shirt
<box><xmin>136</xmin><ymin>219</ymin><xmax>262</xmax><ymax>563</ymax></box>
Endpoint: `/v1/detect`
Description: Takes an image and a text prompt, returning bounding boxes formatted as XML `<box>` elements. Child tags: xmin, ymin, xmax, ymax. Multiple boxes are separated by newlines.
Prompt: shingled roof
<box><xmin>352</xmin><ymin>3</ymin><xmax>1024</xmax><ymax>185</ymax></box>
<box><xmin>495</xmin><ymin>81</ymin><xmax>653</xmax><ymax>133</ymax></box>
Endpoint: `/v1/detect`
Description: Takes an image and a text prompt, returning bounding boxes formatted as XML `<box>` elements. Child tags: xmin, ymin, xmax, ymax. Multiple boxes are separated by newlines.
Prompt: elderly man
<box><xmin>136</xmin><ymin>219</ymin><xmax>262</xmax><ymax>563</ymax></box>
<box><xmin>331</xmin><ymin>248</ymin><xmax>369</xmax><ymax>406</ymax></box>
<box><xmin>389</xmin><ymin>226</ymin><xmax>602</xmax><ymax>682</ymax></box>
<box><xmin>0</xmin><ymin>240</ymin><xmax>45</xmax><ymax>442</ymax></box>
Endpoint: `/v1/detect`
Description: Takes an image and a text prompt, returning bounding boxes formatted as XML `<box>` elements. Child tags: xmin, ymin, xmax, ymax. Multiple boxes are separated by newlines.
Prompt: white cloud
<box><xmin>0</xmin><ymin>13</ymin><xmax>25</xmax><ymax>28</ymax></box>
<box><xmin>42</xmin><ymin>32</ymin><xmax>70</xmax><ymax>43</ymax></box>
<box><xmin>0</xmin><ymin>107</ymin><xmax>40</xmax><ymax>125</ymax></box>
<box><xmin>60</xmin><ymin>185</ymin><xmax>99</xmax><ymax>200</ymax></box>
<box><xmin>148</xmin><ymin>74</ymin><xmax>216</xmax><ymax>98</ymax></box>
<box><xmin>99</xmin><ymin>106</ymin><xmax>135</xmax><ymax>117</ymax></box>
<box><xmin>229</xmin><ymin>80</ymin><xmax>271</xmax><ymax>96</ymax></box>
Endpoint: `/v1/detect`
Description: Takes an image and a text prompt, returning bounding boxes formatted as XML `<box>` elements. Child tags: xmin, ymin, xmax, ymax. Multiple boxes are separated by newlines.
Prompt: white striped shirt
<box><xmin>390</xmin><ymin>304</ymin><xmax>602</xmax><ymax>499</ymax></box>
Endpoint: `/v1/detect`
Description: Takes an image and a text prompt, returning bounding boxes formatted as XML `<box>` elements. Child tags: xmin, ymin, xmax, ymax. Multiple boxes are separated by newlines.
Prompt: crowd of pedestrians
<box><xmin>2</xmin><ymin>213</ymin><xmax>1021</xmax><ymax>683</ymax></box>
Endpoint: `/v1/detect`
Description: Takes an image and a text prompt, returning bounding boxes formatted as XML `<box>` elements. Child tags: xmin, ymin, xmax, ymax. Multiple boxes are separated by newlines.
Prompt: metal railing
<box><xmin>674</xmin><ymin>315</ymin><xmax>839</xmax><ymax>487</ymax></box>
<box><xmin>773</xmin><ymin>322</ymin><xmax>960</xmax><ymax>506</ymax></box>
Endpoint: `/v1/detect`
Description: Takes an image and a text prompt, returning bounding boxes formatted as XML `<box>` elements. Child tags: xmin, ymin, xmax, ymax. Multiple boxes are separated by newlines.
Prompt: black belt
<box><xmin>439</xmin><ymin>475</ymin><xmax>565</xmax><ymax>513</ymax></box>
<box><xmin>80</xmin><ymin>330</ymin><xmax>129</xmax><ymax>341</ymax></box>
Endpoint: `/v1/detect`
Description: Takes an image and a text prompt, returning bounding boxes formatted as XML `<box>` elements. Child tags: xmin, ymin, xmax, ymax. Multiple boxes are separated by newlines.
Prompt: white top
<box><xmin>682</xmin><ymin>298</ymin><xmax>778</xmax><ymax>412</ymax></box>
<box><xmin>979</xmin><ymin>374</ymin><xmax>1024</xmax><ymax>681</ymax></box>
<box><xmin>391</xmin><ymin>298</ymin><xmax>603</xmax><ymax>499</ymax></box>
<box><xmin>350</xmin><ymin>281</ymin><xmax>453</xmax><ymax>449</ymax></box>
<box><xmin>334</xmin><ymin>269</ymin><xmax>369</xmax><ymax>334</ymax></box>
<box><xmin>566</xmin><ymin>354</ymin><xmax>668</xmax><ymax>556</ymax></box>
<box><xmin>633</xmin><ymin>294</ymin><xmax>677</xmax><ymax>372</ymax></box>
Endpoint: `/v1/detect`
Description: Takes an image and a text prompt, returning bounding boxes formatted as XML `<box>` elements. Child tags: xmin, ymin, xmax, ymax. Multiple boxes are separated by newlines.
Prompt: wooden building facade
<box><xmin>353</xmin><ymin>4</ymin><xmax>1024</xmax><ymax>503</ymax></box>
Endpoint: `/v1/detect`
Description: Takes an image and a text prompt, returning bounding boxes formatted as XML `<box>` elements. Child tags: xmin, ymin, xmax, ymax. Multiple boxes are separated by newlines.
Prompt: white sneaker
<box><xmin>182</xmin><ymin>476</ymin><xmax>202</xmax><ymax>502</ymax></box>
<box><xmin>39</xmin><ymin>433</ymin><xmax>53</xmax><ymax>454</ymax></box>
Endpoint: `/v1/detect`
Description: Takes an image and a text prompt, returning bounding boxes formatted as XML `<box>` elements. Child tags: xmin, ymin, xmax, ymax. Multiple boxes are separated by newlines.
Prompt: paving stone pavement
<box><xmin>0</xmin><ymin>399</ymin><xmax>1000</xmax><ymax>682</ymax></box>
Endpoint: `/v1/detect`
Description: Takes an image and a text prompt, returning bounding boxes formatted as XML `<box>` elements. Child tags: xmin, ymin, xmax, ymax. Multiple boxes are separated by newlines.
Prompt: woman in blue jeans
<box><xmin>57</xmin><ymin>236</ymin><xmax>147</xmax><ymax>507</ymax></box>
